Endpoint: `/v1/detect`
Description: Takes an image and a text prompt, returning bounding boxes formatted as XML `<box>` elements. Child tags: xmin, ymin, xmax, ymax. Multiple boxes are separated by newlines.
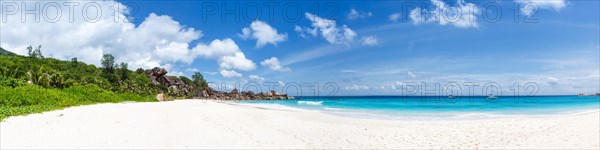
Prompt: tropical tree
<box><xmin>119</xmin><ymin>62</ymin><xmax>128</xmax><ymax>80</ymax></box>
<box><xmin>100</xmin><ymin>54</ymin><xmax>119</xmax><ymax>83</ymax></box>
<box><xmin>101</xmin><ymin>54</ymin><xmax>115</xmax><ymax>73</ymax></box>
<box><xmin>0</xmin><ymin>66</ymin><xmax>20</xmax><ymax>78</ymax></box>
<box><xmin>192</xmin><ymin>72</ymin><xmax>208</xmax><ymax>90</ymax></box>
<box><xmin>135</xmin><ymin>68</ymin><xmax>145</xmax><ymax>74</ymax></box>
<box><xmin>26</xmin><ymin>67</ymin><xmax>50</xmax><ymax>87</ymax></box>
<box><xmin>71</xmin><ymin>57</ymin><xmax>78</xmax><ymax>68</ymax></box>
<box><xmin>49</xmin><ymin>73</ymin><xmax>69</xmax><ymax>88</ymax></box>
<box><xmin>27</xmin><ymin>45</ymin><xmax>33</xmax><ymax>58</ymax></box>
<box><xmin>34</xmin><ymin>45</ymin><xmax>43</xmax><ymax>58</ymax></box>
<box><xmin>27</xmin><ymin>45</ymin><xmax>43</xmax><ymax>58</ymax></box>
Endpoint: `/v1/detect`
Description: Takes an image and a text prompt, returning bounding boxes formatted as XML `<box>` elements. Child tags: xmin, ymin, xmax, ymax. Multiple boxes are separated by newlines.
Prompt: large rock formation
<box><xmin>146</xmin><ymin>67</ymin><xmax>195</xmax><ymax>97</ymax></box>
<box><xmin>146</xmin><ymin>67</ymin><xmax>293</xmax><ymax>100</ymax></box>
<box><xmin>147</xmin><ymin>67</ymin><xmax>168</xmax><ymax>85</ymax></box>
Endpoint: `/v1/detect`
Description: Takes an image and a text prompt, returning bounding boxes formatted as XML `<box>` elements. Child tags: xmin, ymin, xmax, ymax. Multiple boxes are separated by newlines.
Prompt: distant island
<box><xmin>577</xmin><ymin>93</ymin><xmax>600</xmax><ymax>96</ymax></box>
<box><xmin>0</xmin><ymin>46</ymin><xmax>290</xmax><ymax>120</ymax></box>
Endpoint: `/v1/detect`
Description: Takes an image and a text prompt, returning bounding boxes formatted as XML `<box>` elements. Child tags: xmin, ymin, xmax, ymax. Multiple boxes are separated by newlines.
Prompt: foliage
<box><xmin>101</xmin><ymin>54</ymin><xmax>116</xmax><ymax>73</ymax></box>
<box><xmin>0</xmin><ymin>84</ymin><xmax>155</xmax><ymax>120</ymax></box>
<box><xmin>0</xmin><ymin>66</ymin><xmax>21</xmax><ymax>78</ymax></box>
<box><xmin>192</xmin><ymin>72</ymin><xmax>208</xmax><ymax>90</ymax></box>
<box><xmin>26</xmin><ymin>66</ymin><xmax>51</xmax><ymax>88</ymax></box>
<box><xmin>101</xmin><ymin>72</ymin><xmax>120</xmax><ymax>83</ymax></box>
<box><xmin>0</xmin><ymin>47</ymin><xmax>211</xmax><ymax>120</ymax></box>
<box><xmin>0</xmin><ymin>53</ymin><xmax>163</xmax><ymax>120</ymax></box>
<box><xmin>135</xmin><ymin>68</ymin><xmax>145</xmax><ymax>74</ymax></box>
<box><xmin>179</xmin><ymin>76</ymin><xmax>193</xmax><ymax>85</ymax></box>
<box><xmin>0</xmin><ymin>54</ymin><xmax>149</xmax><ymax>91</ymax></box>
<box><xmin>118</xmin><ymin>62</ymin><xmax>129</xmax><ymax>81</ymax></box>
<box><xmin>71</xmin><ymin>57</ymin><xmax>78</xmax><ymax>68</ymax></box>
<box><xmin>0</xmin><ymin>77</ymin><xmax>25</xmax><ymax>87</ymax></box>
<box><xmin>48</xmin><ymin>73</ymin><xmax>71</xmax><ymax>88</ymax></box>
<box><xmin>27</xmin><ymin>45</ymin><xmax>44</xmax><ymax>59</ymax></box>
<box><xmin>0</xmin><ymin>47</ymin><xmax>16</xmax><ymax>56</ymax></box>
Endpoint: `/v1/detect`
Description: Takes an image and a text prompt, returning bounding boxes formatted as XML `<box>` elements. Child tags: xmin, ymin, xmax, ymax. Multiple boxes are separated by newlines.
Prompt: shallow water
<box><xmin>235</xmin><ymin>96</ymin><xmax>600</xmax><ymax>120</ymax></box>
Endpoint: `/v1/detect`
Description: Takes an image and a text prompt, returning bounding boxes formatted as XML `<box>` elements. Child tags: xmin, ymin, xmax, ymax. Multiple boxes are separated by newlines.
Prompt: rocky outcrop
<box><xmin>146</xmin><ymin>67</ymin><xmax>168</xmax><ymax>85</ymax></box>
<box><xmin>196</xmin><ymin>88</ymin><xmax>293</xmax><ymax>100</ymax></box>
<box><xmin>146</xmin><ymin>67</ymin><xmax>293</xmax><ymax>100</ymax></box>
<box><xmin>156</xmin><ymin>93</ymin><xmax>172</xmax><ymax>102</ymax></box>
<box><xmin>146</xmin><ymin>67</ymin><xmax>196</xmax><ymax>97</ymax></box>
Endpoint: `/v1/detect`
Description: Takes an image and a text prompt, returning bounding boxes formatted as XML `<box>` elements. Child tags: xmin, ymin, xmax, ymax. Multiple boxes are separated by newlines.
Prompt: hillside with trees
<box><xmin>0</xmin><ymin>47</ymin><xmax>16</xmax><ymax>56</ymax></box>
<box><xmin>0</xmin><ymin>46</ymin><xmax>208</xmax><ymax>120</ymax></box>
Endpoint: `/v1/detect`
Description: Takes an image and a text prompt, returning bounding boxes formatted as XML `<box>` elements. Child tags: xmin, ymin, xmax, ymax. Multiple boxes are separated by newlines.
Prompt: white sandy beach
<box><xmin>1</xmin><ymin>100</ymin><xmax>599</xmax><ymax>149</ymax></box>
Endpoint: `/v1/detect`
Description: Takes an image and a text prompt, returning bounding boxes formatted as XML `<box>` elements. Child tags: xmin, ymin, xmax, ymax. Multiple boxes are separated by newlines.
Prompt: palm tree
<box><xmin>0</xmin><ymin>66</ymin><xmax>20</xmax><ymax>78</ymax></box>
<box><xmin>49</xmin><ymin>73</ymin><xmax>67</xmax><ymax>88</ymax></box>
<box><xmin>26</xmin><ymin>66</ymin><xmax>50</xmax><ymax>87</ymax></box>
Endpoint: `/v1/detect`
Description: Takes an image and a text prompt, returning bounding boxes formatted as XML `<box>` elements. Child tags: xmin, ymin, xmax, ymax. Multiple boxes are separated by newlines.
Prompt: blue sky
<box><xmin>1</xmin><ymin>0</ymin><xmax>598</xmax><ymax>95</ymax></box>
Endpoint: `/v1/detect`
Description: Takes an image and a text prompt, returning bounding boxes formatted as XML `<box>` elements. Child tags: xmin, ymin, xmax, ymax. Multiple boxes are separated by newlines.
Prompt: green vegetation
<box><xmin>0</xmin><ymin>46</ymin><xmax>205</xmax><ymax>120</ymax></box>
<box><xmin>0</xmin><ymin>47</ymin><xmax>16</xmax><ymax>56</ymax></box>
<box><xmin>27</xmin><ymin>45</ymin><xmax>44</xmax><ymax>59</ymax></box>
<box><xmin>0</xmin><ymin>84</ymin><xmax>155</xmax><ymax>120</ymax></box>
<box><xmin>192</xmin><ymin>72</ymin><xmax>208</xmax><ymax>89</ymax></box>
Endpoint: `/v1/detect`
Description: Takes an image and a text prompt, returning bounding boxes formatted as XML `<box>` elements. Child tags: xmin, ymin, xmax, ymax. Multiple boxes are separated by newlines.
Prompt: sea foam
<box><xmin>297</xmin><ymin>101</ymin><xmax>323</xmax><ymax>106</ymax></box>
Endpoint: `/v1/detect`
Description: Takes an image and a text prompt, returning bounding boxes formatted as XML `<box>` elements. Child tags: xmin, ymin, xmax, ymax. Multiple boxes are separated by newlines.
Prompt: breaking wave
<box><xmin>297</xmin><ymin>101</ymin><xmax>323</xmax><ymax>106</ymax></box>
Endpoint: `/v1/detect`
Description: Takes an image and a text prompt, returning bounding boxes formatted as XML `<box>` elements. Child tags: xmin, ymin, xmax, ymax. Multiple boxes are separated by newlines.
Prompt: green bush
<box><xmin>0</xmin><ymin>77</ymin><xmax>25</xmax><ymax>87</ymax></box>
<box><xmin>0</xmin><ymin>84</ymin><xmax>156</xmax><ymax>120</ymax></box>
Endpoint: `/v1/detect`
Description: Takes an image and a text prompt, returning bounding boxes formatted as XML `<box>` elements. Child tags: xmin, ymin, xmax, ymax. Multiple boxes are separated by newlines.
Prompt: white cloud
<box><xmin>361</xmin><ymin>36</ymin><xmax>379</xmax><ymax>46</ymax></box>
<box><xmin>238</xmin><ymin>20</ymin><xmax>287</xmax><ymax>48</ymax></box>
<box><xmin>153</xmin><ymin>42</ymin><xmax>196</xmax><ymax>63</ymax></box>
<box><xmin>220</xmin><ymin>69</ymin><xmax>242</xmax><ymax>78</ymax></box>
<box><xmin>277</xmin><ymin>81</ymin><xmax>286</xmax><ymax>86</ymax></box>
<box><xmin>162</xmin><ymin>64</ymin><xmax>185</xmax><ymax>76</ymax></box>
<box><xmin>192</xmin><ymin>38</ymin><xmax>256</xmax><ymax>77</ymax></box>
<box><xmin>409</xmin><ymin>0</ymin><xmax>481</xmax><ymax>28</ymax></box>
<box><xmin>218</xmin><ymin>52</ymin><xmax>256</xmax><ymax>71</ymax></box>
<box><xmin>515</xmin><ymin>0</ymin><xmax>567</xmax><ymax>16</ymax></box>
<box><xmin>409</xmin><ymin>8</ymin><xmax>426</xmax><ymax>25</ymax></box>
<box><xmin>408</xmin><ymin>71</ymin><xmax>417</xmax><ymax>78</ymax></box>
<box><xmin>294</xmin><ymin>25</ymin><xmax>318</xmax><ymax>39</ymax></box>
<box><xmin>249</xmin><ymin>74</ymin><xmax>266</xmax><ymax>83</ymax></box>
<box><xmin>185</xmin><ymin>68</ymin><xmax>199</xmax><ymax>72</ymax></box>
<box><xmin>204</xmin><ymin>72</ymin><xmax>219</xmax><ymax>75</ymax></box>
<box><xmin>194</xmin><ymin>38</ymin><xmax>242</xmax><ymax>59</ymax></box>
<box><xmin>168</xmin><ymin>71</ymin><xmax>185</xmax><ymax>77</ymax></box>
<box><xmin>0</xmin><ymin>0</ymin><xmax>257</xmax><ymax>78</ymax></box>
<box><xmin>301</xmin><ymin>12</ymin><xmax>357</xmax><ymax>44</ymax></box>
<box><xmin>340</xmin><ymin>69</ymin><xmax>359</xmax><ymax>73</ymax></box>
<box><xmin>260</xmin><ymin>57</ymin><xmax>291</xmax><ymax>72</ymax></box>
<box><xmin>0</xmin><ymin>2</ymin><xmax>202</xmax><ymax>69</ymax></box>
<box><xmin>162</xmin><ymin>63</ymin><xmax>175</xmax><ymax>72</ymax></box>
<box><xmin>390</xmin><ymin>80</ymin><xmax>426</xmax><ymax>91</ymax></box>
<box><xmin>344</xmin><ymin>85</ymin><xmax>370</xmax><ymax>90</ymax></box>
<box><xmin>389</xmin><ymin>12</ymin><xmax>402</xmax><ymax>22</ymax></box>
<box><xmin>239</xmin><ymin>28</ymin><xmax>252</xmax><ymax>39</ymax></box>
<box><xmin>546</xmin><ymin>76</ymin><xmax>560</xmax><ymax>85</ymax></box>
<box><xmin>347</xmin><ymin>9</ymin><xmax>372</xmax><ymax>20</ymax></box>
<box><xmin>373</xmin><ymin>86</ymin><xmax>387</xmax><ymax>90</ymax></box>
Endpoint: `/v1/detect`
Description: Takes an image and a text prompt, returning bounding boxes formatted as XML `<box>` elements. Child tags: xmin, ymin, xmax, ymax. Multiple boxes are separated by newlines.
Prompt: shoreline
<box><xmin>232</xmin><ymin>100</ymin><xmax>600</xmax><ymax>121</ymax></box>
<box><xmin>2</xmin><ymin>100</ymin><xmax>599</xmax><ymax>149</ymax></box>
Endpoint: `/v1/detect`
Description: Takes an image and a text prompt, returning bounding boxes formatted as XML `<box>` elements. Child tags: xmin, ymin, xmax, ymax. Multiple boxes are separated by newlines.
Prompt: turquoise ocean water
<box><xmin>236</xmin><ymin>96</ymin><xmax>600</xmax><ymax>120</ymax></box>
